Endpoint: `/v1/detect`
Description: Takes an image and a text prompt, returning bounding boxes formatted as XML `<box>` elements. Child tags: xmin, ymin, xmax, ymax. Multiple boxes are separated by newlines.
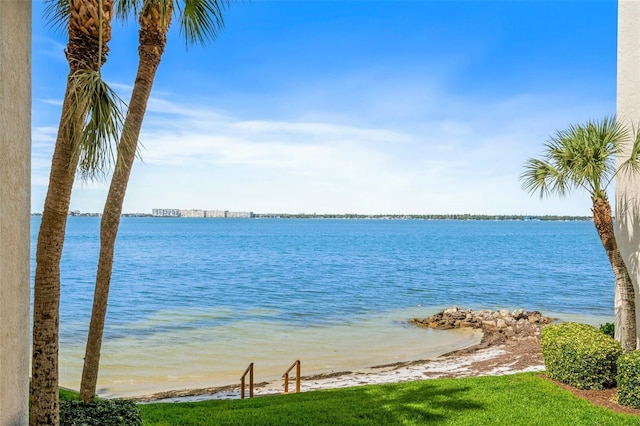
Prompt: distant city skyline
<box><xmin>52</xmin><ymin>208</ymin><xmax>592</xmax><ymax>222</ymax></box>
<box><xmin>32</xmin><ymin>1</ymin><xmax>616</xmax><ymax>216</ymax></box>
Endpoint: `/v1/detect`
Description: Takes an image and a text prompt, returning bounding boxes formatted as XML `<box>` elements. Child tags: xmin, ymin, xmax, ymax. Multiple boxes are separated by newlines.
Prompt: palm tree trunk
<box><xmin>592</xmin><ymin>197</ymin><xmax>637</xmax><ymax>352</ymax></box>
<box><xmin>79</xmin><ymin>3</ymin><xmax>172</xmax><ymax>402</ymax></box>
<box><xmin>31</xmin><ymin>90</ymin><xmax>79</xmax><ymax>426</ymax></box>
<box><xmin>31</xmin><ymin>1</ymin><xmax>112</xmax><ymax>424</ymax></box>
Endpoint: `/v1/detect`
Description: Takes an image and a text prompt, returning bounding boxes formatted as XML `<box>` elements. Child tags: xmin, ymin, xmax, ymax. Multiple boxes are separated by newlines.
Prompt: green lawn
<box><xmin>138</xmin><ymin>373</ymin><xmax>640</xmax><ymax>425</ymax></box>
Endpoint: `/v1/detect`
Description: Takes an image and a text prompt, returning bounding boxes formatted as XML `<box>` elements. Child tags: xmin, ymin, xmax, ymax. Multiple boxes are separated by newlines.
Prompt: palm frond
<box><xmin>179</xmin><ymin>0</ymin><xmax>228</xmax><ymax>46</ymax></box>
<box><xmin>583</xmin><ymin>117</ymin><xmax>623</xmax><ymax>190</ymax></box>
<box><xmin>115</xmin><ymin>0</ymin><xmax>144</xmax><ymax>21</ymax></box>
<box><xmin>135</xmin><ymin>0</ymin><xmax>173</xmax><ymax>37</ymax></box>
<box><xmin>521</xmin><ymin>116</ymin><xmax>629</xmax><ymax>201</ymax></box>
<box><xmin>521</xmin><ymin>158</ymin><xmax>570</xmax><ymax>198</ymax></box>
<box><xmin>545</xmin><ymin>132</ymin><xmax>587</xmax><ymax>191</ymax></box>
<box><xmin>617</xmin><ymin>122</ymin><xmax>640</xmax><ymax>178</ymax></box>
<box><xmin>43</xmin><ymin>0</ymin><xmax>70</xmax><ymax>35</ymax></box>
<box><xmin>66</xmin><ymin>70</ymin><xmax>128</xmax><ymax>181</ymax></box>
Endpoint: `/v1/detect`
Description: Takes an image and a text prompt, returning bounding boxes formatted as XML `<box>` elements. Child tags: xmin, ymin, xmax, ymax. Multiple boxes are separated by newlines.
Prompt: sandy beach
<box><xmin>137</xmin><ymin>343</ymin><xmax>544</xmax><ymax>403</ymax></box>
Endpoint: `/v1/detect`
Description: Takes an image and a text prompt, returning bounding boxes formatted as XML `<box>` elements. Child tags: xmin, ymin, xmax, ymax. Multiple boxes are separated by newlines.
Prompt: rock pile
<box><xmin>410</xmin><ymin>307</ymin><xmax>553</xmax><ymax>348</ymax></box>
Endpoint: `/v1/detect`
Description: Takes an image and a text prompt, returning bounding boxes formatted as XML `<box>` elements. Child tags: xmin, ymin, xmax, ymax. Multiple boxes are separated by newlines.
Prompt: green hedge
<box><xmin>60</xmin><ymin>399</ymin><xmax>142</xmax><ymax>426</ymax></box>
<box><xmin>541</xmin><ymin>322</ymin><xmax>622</xmax><ymax>390</ymax></box>
<box><xmin>617</xmin><ymin>350</ymin><xmax>640</xmax><ymax>408</ymax></box>
<box><xmin>599</xmin><ymin>322</ymin><xmax>615</xmax><ymax>339</ymax></box>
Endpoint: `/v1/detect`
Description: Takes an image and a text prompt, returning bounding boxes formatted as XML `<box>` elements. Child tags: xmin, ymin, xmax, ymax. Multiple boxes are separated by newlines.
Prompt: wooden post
<box><xmin>283</xmin><ymin>360</ymin><xmax>301</xmax><ymax>394</ymax></box>
<box><xmin>240</xmin><ymin>363</ymin><xmax>254</xmax><ymax>399</ymax></box>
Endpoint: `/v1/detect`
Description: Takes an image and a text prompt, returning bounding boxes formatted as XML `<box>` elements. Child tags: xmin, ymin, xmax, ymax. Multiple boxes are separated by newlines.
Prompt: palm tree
<box><xmin>32</xmin><ymin>1</ymin><xmax>125</xmax><ymax>424</ymax></box>
<box><xmin>78</xmin><ymin>0</ymin><xmax>229</xmax><ymax>402</ymax></box>
<box><xmin>521</xmin><ymin>116</ymin><xmax>640</xmax><ymax>352</ymax></box>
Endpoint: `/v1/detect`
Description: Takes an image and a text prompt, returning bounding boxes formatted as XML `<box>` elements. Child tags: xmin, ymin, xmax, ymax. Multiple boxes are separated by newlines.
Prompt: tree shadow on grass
<box><xmin>140</xmin><ymin>381</ymin><xmax>485</xmax><ymax>426</ymax></box>
<box><xmin>233</xmin><ymin>381</ymin><xmax>484</xmax><ymax>425</ymax></box>
<box><xmin>359</xmin><ymin>381</ymin><xmax>484</xmax><ymax>425</ymax></box>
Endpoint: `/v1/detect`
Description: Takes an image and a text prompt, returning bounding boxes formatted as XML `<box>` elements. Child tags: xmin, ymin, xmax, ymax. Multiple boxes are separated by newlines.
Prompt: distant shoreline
<box><xmin>30</xmin><ymin>212</ymin><xmax>593</xmax><ymax>221</ymax></box>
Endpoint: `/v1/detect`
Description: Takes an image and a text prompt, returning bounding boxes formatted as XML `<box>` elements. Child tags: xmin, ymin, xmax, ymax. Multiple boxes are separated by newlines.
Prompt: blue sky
<box><xmin>32</xmin><ymin>0</ymin><xmax>617</xmax><ymax>215</ymax></box>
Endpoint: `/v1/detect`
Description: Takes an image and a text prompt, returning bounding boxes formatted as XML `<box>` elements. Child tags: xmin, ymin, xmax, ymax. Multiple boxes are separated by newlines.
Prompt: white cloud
<box><xmin>40</xmin><ymin>98</ymin><xmax>63</xmax><ymax>107</ymax></box>
<box><xmin>108</xmin><ymin>87</ymin><xmax>602</xmax><ymax>215</ymax></box>
<box><xmin>32</xmin><ymin>78</ymin><xmax>612</xmax><ymax>216</ymax></box>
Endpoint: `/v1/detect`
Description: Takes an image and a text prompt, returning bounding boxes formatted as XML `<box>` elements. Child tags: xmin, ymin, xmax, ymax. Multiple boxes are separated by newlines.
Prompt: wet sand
<box><xmin>136</xmin><ymin>331</ymin><xmax>544</xmax><ymax>403</ymax></box>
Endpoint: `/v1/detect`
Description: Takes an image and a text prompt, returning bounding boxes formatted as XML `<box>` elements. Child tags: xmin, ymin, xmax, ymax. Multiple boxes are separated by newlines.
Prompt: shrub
<box><xmin>599</xmin><ymin>322</ymin><xmax>615</xmax><ymax>339</ymax></box>
<box><xmin>60</xmin><ymin>399</ymin><xmax>142</xmax><ymax>426</ymax></box>
<box><xmin>617</xmin><ymin>350</ymin><xmax>640</xmax><ymax>408</ymax></box>
<box><xmin>541</xmin><ymin>322</ymin><xmax>622</xmax><ymax>390</ymax></box>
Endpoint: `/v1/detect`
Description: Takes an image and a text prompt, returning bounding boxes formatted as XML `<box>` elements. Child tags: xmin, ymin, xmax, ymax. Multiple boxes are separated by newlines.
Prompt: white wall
<box><xmin>616</xmin><ymin>0</ymin><xmax>640</xmax><ymax>349</ymax></box>
<box><xmin>0</xmin><ymin>1</ymin><xmax>31</xmax><ymax>424</ymax></box>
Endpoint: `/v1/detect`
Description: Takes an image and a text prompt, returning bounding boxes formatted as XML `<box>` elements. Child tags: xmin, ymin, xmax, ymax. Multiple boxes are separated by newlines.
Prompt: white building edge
<box><xmin>616</xmin><ymin>0</ymin><xmax>640</xmax><ymax>350</ymax></box>
<box><xmin>1</xmin><ymin>1</ymin><xmax>31</xmax><ymax>424</ymax></box>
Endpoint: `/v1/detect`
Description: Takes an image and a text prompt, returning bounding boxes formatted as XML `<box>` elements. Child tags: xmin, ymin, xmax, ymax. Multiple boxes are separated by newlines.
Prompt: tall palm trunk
<box><xmin>592</xmin><ymin>196</ymin><xmax>637</xmax><ymax>352</ymax></box>
<box><xmin>31</xmin><ymin>1</ymin><xmax>113</xmax><ymax>424</ymax></box>
<box><xmin>79</xmin><ymin>2</ymin><xmax>172</xmax><ymax>402</ymax></box>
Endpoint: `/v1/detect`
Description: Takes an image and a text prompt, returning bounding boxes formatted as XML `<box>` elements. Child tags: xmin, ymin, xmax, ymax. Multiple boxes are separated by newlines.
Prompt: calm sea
<box><xmin>30</xmin><ymin>217</ymin><xmax>615</xmax><ymax>397</ymax></box>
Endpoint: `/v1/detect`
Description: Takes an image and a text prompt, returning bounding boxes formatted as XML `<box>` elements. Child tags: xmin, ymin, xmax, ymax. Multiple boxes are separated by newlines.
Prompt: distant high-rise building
<box><xmin>152</xmin><ymin>208</ymin><xmax>180</xmax><ymax>217</ymax></box>
<box><xmin>205</xmin><ymin>209</ymin><xmax>228</xmax><ymax>218</ymax></box>
<box><xmin>180</xmin><ymin>209</ymin><xmax>205</xmax><ymax>218</ymax></box>
<box><xmin>152</xmin><ymin>208</ymin><xmax>253</xmax><ymax>218</ymax></box>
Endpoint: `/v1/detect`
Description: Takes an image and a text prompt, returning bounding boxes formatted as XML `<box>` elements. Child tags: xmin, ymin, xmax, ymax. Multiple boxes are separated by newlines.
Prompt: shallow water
<box><xmin>59</xmin><ymin>307</ymin><xmax>481</xmax><ymax>397</ymax></box>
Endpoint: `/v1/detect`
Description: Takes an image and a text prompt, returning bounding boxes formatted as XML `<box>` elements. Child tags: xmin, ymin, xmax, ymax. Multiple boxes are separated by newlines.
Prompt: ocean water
<box><xmin>30</xmin><ymin>217</ymin><xmax>615</xmax><ymax>397</ymax></box>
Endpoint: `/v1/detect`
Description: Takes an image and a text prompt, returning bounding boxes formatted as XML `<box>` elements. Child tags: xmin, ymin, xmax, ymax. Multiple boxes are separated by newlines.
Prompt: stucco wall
<box><xmin>616</xmin><ymin>0</ymin><xmax>640</xmax><ymax>349</ymax></box>
<box><xmin>0</xmin><ymin>1</ymin><xmax>31</xmax><ymax>424</ymax></box>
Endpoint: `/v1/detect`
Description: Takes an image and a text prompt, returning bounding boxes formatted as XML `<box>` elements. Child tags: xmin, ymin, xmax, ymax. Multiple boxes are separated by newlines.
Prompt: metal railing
<box><xmin>282</xmin><ymin>359</ymin><xmax>301</xmax><ymax>394</ymax></box>
<box><xmin>240</xmin><ymin>363</ymin><xmax>254</xmax><ymax>399</ymax></box>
